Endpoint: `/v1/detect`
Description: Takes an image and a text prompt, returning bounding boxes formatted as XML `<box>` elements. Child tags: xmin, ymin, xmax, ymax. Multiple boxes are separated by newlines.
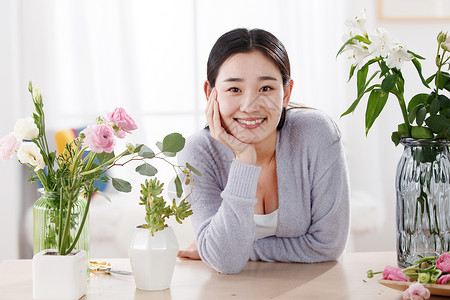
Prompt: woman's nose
<box><xmin>240</xmin><ymin>92</ymin><xmax>261</xmax><ymax>112</ymax></box>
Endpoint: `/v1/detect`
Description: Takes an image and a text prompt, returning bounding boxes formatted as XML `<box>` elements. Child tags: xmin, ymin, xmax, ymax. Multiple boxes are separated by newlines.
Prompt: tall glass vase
<box><xmin>33</xmin><ymin>189</ymin><xmax>90</xmax><ymax>257</ymax></box>
<box><xmin>396</xmin><ymin>138</ymin><xmax>450</xmax><ymax>267</ymax></box>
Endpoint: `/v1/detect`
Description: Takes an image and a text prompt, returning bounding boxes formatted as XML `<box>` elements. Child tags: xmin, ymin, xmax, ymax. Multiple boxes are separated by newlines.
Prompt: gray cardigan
<box><xmin>178</xmin><ymin>108</ymin><xmax>350</xmax><ymax>274</ymax></box>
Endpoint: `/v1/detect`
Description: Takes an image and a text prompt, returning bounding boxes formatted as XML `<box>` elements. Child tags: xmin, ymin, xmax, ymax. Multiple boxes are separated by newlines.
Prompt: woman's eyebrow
<box><xmin>222</xmin><ymin>76</ymin><xmax>278</xmax><ymax>82</ymax></box>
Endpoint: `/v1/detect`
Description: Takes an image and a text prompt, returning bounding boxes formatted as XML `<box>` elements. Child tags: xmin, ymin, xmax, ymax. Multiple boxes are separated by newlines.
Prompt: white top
<box><xmin>253</xmin><ymin>209</ymin><xmax>278</xmax><ymax>240</ymax></box>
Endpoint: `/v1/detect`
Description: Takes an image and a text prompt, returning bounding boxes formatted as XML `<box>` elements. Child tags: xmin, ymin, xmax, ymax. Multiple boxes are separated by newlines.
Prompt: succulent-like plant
<box><xmin>139</xmin><ymin>177</ymin><xmax>194</xmax><ymax>236</ymax></box>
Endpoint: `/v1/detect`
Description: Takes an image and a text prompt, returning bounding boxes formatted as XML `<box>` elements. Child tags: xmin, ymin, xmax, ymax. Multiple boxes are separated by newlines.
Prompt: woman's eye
<box><xmin>229</xmin><ymin>87</ymin><xmax>241</xmax><ymax>93</ymax></box>
<box><xmin>260</xmin><ymin>86</ymin><xmax>272</xmax><ymax>92</ymax></box>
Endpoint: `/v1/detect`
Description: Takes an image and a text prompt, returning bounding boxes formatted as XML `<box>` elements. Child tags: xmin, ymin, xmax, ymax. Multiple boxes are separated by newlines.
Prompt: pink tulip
<box><xmin>402</xmin><ymin>283</ymin><xmax>430</xmax><ymax>300</ymax></box>
<box><xmin>106</xmin><ymin>107</ymin><xmax>138</xmax><ymax>137</ymax></box>
<box><xmin>436</xmin><ymin>253</ymin><xmax>450</xmax><ymax>273</ymax></box>
<box><xmin>81</xmin><ymin>124</ymin><xmax>116</xmax><ymax>153</ymax></box>
<box><xmin>0</xmin><ymin>132</ymin><xmax>19</xmax><ymax>160</ymax></box>
<box><xmin>383</xmin><ymin>265</ymin><xmax>409</xmax><ymax>282</ymax></box>
<box><xmin>437</xmin><ymin>274</ymin><xmax>450</xmax><ymax>285</ymax></box>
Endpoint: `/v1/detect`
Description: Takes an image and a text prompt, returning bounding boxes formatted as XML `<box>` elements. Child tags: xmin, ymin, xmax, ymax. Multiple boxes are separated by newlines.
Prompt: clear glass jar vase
<box><xmin>33</xmin><ymin>189</ymin><xmax>90</xmax><ymax>257</ymax></box>
<box><xmin>396</xmin><ymin>138</ymin><xmax>450</xmax><ymax>267</ymax></box>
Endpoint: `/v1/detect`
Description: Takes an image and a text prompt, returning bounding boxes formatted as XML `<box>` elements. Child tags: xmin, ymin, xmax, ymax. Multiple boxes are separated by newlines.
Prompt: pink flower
<box><xmin>402</xmin><ymin>283</ymin><xmax>430</xmax><ymax>300</ymax></box>
<box><xmin>0</xmin><ymin>132</ymin><xmax>19</xmax><ymax>160</ymax></box>
<box><xmin>106</xmin><ymin>108</ymin><xmax>138</xmax><ymax>138</ymax></box>
<box><xmin>383</xmin><ymin>265</ymin><xmax>409</xmax><ymax>282</ymax></box>
<box><xmin>436</xmin><ymin>253</ymin><xmax>450</xmax><ymax>273</ymax></box>
<box><xmin>81</xmin><ymin>124</ymin><xmax>116</xmax><ymax>153</ymax></box>
<box><xmin>437</xmin><ymin>274</ymin><xmax>450</xmax><ymax>285</ymax></box>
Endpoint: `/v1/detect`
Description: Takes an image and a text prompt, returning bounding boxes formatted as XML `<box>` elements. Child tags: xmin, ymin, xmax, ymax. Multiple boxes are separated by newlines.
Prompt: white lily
<box><xmin>386</xmin><ymin>45</ymin><xmax>414</xmax><ymax>70</ymax></box>
<box><xmin>367</xmin><ymin>28</ymin><xmax>395</xmax><ymax>58</ymax></box>
<box><xmin>17</xmin><ymin>142</ymin><xmax>45</xmax><ymax>171</ymax></box>
<box><xmin>344</xmin><ymin>9</ymin><xmax>368</xmax><ymax>37</ymax></box>
<box><xmin>345</xmin><ymin>43</ymin><xmax>371</xmax><ymax>67</ymax></box>
<box><xmin>14</xmin><ymin>116</ymin><xmax>39</xmax><ymax>140</ymax></box>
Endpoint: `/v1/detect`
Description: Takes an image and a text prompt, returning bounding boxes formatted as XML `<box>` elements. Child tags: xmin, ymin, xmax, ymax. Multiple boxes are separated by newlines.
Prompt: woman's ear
<box><xmin>283</xmin><ymin>79</ymin><xmax>294</xmax><ymax>107</ymax></box>
<box><xmin>204</xmin><ymin>81</ymin><xmax>212</xmax><ymax>101</ymax></box>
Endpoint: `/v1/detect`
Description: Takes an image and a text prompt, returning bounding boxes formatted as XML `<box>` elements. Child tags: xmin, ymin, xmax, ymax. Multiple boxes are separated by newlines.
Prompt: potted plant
<box><xmin>337</xmin><ymin>10</ymin><xmax>450</xmax><ymax>267</ymax></box>
<box><xmin>0</xmin><ymin>83</ymin><xmax>198</xmax><ymax>299</ymax></box>
<box><xmin>129</xmin><ymin>161</ymin><xmax>199</xmax><ymax>291</ymax></box>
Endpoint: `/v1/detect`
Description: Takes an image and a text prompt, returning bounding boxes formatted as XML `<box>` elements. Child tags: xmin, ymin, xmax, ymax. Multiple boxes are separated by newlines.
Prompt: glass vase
<box><xmin>33</xmin><ymin>189</ymin><xmax>90</xmax><ymax>257</ymax></box>
<box><xmin>396</xmin><ymin>138</ymin><xmax>450</xmax><ymax>267</ymax></box>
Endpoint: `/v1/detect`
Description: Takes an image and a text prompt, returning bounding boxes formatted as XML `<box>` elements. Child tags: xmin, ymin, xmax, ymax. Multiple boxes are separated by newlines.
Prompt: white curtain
<box><xmin>3</xmin><ymin>0</ymin><xmax>388</xmax><ymax>259</ymax></box>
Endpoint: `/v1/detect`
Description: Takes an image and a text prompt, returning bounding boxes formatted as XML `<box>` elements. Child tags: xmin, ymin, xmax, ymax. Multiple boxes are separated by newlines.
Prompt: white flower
<box><xmin>367</xmin><ymin>28</ymin><xmax>396</xmax><ymax>58</ymax></box>
<box><xmin>386</xmin><ymin>45</ymin><xmax>414</xmax><ymax>70</ymax></box>
<box><xmin>14</xmin><ymin>117</ymin><xmax>39</xmax><ymax>140</ymax></box>
<box><xmin>344</xmin><ymin>9</ymin><xmax>368</xmax><ymax>36</ymax></box>
<box><xmin>345</xmin><ymin>43</ymin><xmax>371</xmax><ymax>67</ymax></box>
<box><xmin>17</xmin><ymin>142</ymin><xmax>45</xmax><ymax>171</ymax></box>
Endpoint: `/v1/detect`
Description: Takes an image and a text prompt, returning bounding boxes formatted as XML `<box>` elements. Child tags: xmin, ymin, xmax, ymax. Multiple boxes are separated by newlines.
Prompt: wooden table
<box><xmin>0</xmin><ymin>251</ymin><xmax>448</xmax><ymax>299</ymax></box>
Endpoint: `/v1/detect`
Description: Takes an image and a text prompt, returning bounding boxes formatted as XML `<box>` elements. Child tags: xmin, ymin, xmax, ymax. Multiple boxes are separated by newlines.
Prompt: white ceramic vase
<box><xmin>129</xmin><ymin>226</ymin><xmax>179</xmax><ymax>291</ymax></box>
<box><xmin>32</xmin><ymin>249</ymin><xmax>87</xmax><ymax>300</ymax></box>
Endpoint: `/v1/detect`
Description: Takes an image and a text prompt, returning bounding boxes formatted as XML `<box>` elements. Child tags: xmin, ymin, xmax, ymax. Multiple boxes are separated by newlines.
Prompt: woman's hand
<box><xmin>177</xmin><ymin>240</ymin><xmax>201</xmax><ymax>260</ymax></box>
<box><xmin>206</xmin><ymin>88</ymin><xmax>257</xmax><ymax>165</ymax></box>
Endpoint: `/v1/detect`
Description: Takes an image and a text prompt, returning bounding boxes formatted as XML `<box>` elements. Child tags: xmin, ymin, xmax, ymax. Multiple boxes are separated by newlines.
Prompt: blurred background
<box><xmin>1</xmin><ymin>0</ymin><xmax>449</xmax><ymax>260</ymax></box>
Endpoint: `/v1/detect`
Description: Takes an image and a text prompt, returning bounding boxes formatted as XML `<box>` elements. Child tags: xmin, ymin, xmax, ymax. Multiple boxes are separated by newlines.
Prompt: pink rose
<box><xmin>402</xmin><ymin>283</ymin><xmax>430</xmax><ymax>300</ymax></box>
<box><xmin>81</xmin><ymin>124</ymin><xmax>115</xmax><ymax>153</ymax></box>
<box><xmin>436</xmin><ymin>253</ymin><xmax>450</xmax><ymax>273</ymax></box>
<box><xmin>437</xmin><ymin>274</ymin><xmax>450</xmax><ymax>285</ymax></box>
<box><xmin>383</xmin><ymin>265</ymin><xmax>409</xmax><ymax>282</ymax></box>
<box><xmin>106</xmin><ymin>107</ymin><xmax>138</xmax><ymax>137</ymax></box>
<box><xmin>0</xmin><ymin>132</ymin><xmax>19</xmax><ymax>160</ymax></box>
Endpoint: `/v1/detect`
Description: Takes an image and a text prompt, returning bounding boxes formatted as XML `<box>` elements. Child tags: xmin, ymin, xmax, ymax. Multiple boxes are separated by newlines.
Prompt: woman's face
<box><xmin>212</xmin><ymin>51</ymin><xmax>293</xmax><ymax>146</ymax></box>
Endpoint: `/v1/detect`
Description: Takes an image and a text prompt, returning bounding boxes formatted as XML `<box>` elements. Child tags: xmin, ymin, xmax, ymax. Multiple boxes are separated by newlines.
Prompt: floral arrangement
<box><xmin>0</xmin><ymin>82</ymin><xmax>197</xmax><ymax>255</ymax></box>
<box><xmin>337</xmin><ymin>10</ymin><xmax>450</xmax><ymax>145</ymax></box>
<box><xmin>367</xmin><ymin>253</ymin><xmax>450</xmax><ymax>299</ymax></box>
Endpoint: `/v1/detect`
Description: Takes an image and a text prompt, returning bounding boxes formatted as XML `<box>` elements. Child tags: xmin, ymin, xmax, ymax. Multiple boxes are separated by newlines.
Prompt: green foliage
<box><xmin>139</xmin><ymin>178</ymin><xmax>193</xmax><ymax>236</ymax></box>
<box><xmin>339</xmin><ymin>31</ymin><xmax>450</xmax><ymax>146</ymax></box>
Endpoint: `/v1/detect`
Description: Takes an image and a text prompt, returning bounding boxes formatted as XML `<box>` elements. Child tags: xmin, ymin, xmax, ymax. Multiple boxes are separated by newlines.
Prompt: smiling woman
<box><xmin>177</xmin><ymin>28</ymin><xmax>350</xmax><ymax>275</ymax></box>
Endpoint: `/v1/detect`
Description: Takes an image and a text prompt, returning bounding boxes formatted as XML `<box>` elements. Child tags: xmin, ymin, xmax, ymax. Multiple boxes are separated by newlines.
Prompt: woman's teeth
<box><xmin>236</xmin><ymin>118</ymin><xmax>265</xmax><ymax>125</ymax></box>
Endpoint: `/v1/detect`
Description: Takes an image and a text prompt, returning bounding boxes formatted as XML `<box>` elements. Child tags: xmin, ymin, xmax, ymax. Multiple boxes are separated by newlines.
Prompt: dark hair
<box><xmin>207</xmin><ymin>28</ymin><xmax>292</xmax><ymax>130</ymax></box>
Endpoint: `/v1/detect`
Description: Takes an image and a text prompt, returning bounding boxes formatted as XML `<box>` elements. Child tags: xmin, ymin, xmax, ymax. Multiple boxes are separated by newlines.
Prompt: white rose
<box><xmin>14</xmin><ymin>117</ymin><xmax>39</xmax><ymax>140</ymax></box>
<box><xmin>17</xmin><ymin>142</ymin><xmax>45</xmax><ymax>171</ymax></box>
<box><xmin>442</xmin><ymin>35</ymin><xmax>450</xmax><ymax>51</ymax></box>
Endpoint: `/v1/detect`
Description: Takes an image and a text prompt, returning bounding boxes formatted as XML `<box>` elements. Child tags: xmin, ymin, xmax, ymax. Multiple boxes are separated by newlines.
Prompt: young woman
<box><xmin>178</xmin><ymin>28</ymin><xmax>350</xmax><ymax>274</ymax></box>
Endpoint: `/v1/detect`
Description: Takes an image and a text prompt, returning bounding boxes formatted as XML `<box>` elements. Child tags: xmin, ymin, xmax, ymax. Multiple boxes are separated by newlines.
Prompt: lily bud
<box><xmin>32</xmin><ymin>88</ymin><xmax>42</xmax><ymax>104</ymax></box>
<box><xmin>437</xmin><ymin>31</ymin><xmax>447</xmax><ymax>43</ymax></box>
<box><xmin>418</xmin><ymin>272</ymin><xmax>430</xmax><ymax>283</ymax></box>
<box><xmin>126</xmin><ymin>142</ymin><xmax>135</xmax><ymax>153</ymax></box>
<box><xmin>28</xmin><ymin>81</ymin><xmax>33</xmax><ymax>93</ymax></box>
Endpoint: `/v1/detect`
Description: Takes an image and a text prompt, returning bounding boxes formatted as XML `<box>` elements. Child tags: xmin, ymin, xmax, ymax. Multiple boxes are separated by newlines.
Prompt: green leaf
<box><xmin>381</xmin><ymin>74</ymin><xmax>398</xmax><ymax>93</ymax></box>
<box><xmin>174</xmin><ymin>175</ymin><xmax>182</xmax><ymax>198</ymax></box>
<box><xmin>407</xmin><ymin>94</ymin><xmax>428</xmax><ymax>111</ymax></box>
<box><xmin>136</xmin><ymin>163</ymin><xmax>158</xmax><ymax>176</ymax></box>
<box><xmin>426</xmin><ymin>74</ymin><xmax>436</xmax><ymax>85</ymax></box>
<box><xmin>186</xmin><ymin>162</ymin><xmax>202</xmax><ymax>176</ymax></box>
<box><xmin>348</xmin><ymin>64</ymin><xmax>357</xmax><ymax>82</ymax></box>
<box><xmin>412</xmin><ymin>58</ymin><xmax>431</xmax><ymax>89</ymax></box>
<box><xmin>134</xmin><ymin>144</ymin><xmax>144</xmax><ymax>153</ymax></box>
<box><xmin>408</xmin><ymin>105</ymin><xmax>421</xmax><ymax>124</ymax></box>
<box><xmin>430</xmin><ymin>97</ymin><xmax>441</xmax><ymax>115</ymax></box>
<box><xmin>391</xmin><ymin>131</ymin><xmax>401</xmax><ymax>146</ymax></box>
<box><xmin>416</xmin><ymin>107</ymin><xmax>427</xmax><ymax>126</ymax></box>
<box><xmin>379</xmin><ymin>61</ymin><xmax>390</xmax><ymax>78</ymax></box>
<box><xmin>357</xmin><ymin>65</ymin><xmax>369</xmax><ymax>97</ymax></box>
<box><xmin>407</xmin><ymin>50</ymin><xmax>426</xmax><ymax>60</ymax></box>
<box><xmin>398</xmin><ymin>123</ymin><xmax>409</xmax><ymax>135</ymax></box>
<box><xmin>445</xmin><ymin>80</ymin><xmax>450</xmax><ymax>92</ymax></box>
<box><xmin>111</xmin><ymin>178</ymin><xmax>132</xmax><ymax>193</ymax></box>
<box><xmin>438</xmin><ymin>94</ymin><xmax>450</xmax><ymax>109</ymax></box>
<box><xmin>425</xmin><ymin>115</ymin><xmax>450</xmax><ymax>133</ymax></box>
<box><xmin>411</xmin><ymin>126</ymin><xmax>434</xmax><ymax>139</ymax></box>
<box><xmin>138</xmin><ymin>145</ymin><xmax>155</xmax><ymax>158</ymax></box>
<box><xmin>162</xmin><ymin>133</ymin><xmax>185</xmax><ymax>153</ymax></box>
<box><xmin>365</xmin><ymin>89</ymin><xmax>389</xmax><ymax>135</ymax></box>
<box><xmin>436</xmin><ymin>72</ymin><xmax>449</xmax><ymax>90</ymax></box>
<box><xmin>97</xmin><ymin>152</ymin><xmax>115</xmax><ymax>165</ymax></box>
<box><xmin>156</xmin><ymin>141</ymin><xmax>176</xmax><ymax>157</ymax></box>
